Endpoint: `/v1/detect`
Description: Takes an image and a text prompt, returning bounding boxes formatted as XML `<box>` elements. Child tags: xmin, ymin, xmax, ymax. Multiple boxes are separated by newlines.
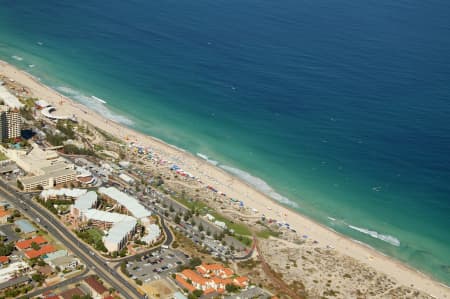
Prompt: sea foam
<box><xmin>348</xmin><ymin>225</ymin><xmax>400</xmax><ymax>247</ymax></box>
<box><xmin>55</xmin><ymin>86</ymin><xmax>134</xmax><ymax>126</ymax></box>
<box><xmin>197</xmin><ymin>153</ymin><xmax>219</xmax><ymax>166</ymax></box>
<box><xmin>11</xmin><ymin>55</ymin><xmax>23</xmax><ymax>61</ymax></box>
<box><xmin>219</xmin><ymin>164</ymin><xmax>299</xmax><ymax>208</ymax></box>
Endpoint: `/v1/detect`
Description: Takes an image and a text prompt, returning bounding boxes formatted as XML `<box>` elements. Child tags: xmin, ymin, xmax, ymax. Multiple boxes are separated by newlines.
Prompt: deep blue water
<box><xmin>1</xmin><ymin>0</ymin><xmax>450</xmax><ymax>284</ymax></box>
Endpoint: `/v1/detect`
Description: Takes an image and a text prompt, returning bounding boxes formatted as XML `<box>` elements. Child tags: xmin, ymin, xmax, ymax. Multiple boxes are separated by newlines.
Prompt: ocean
<box><xmin>1</xmin><ymin>0</ymin><xmax>449</xmax><ymax>284</ymax></box>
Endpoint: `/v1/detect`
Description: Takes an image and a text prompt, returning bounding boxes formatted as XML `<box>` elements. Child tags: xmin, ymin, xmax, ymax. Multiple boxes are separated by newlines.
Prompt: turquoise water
<box><xmin>1</xmin><ymin>0</ymin><xmax>450</xmax><ymax>284</ymax></box>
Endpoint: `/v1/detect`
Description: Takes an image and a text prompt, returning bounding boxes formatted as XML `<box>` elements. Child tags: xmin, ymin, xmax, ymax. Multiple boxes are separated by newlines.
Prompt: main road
<box><xmin>0</xmin><ymin>180</ymin><xmax>144</xmax><ymax>299</ymax></box>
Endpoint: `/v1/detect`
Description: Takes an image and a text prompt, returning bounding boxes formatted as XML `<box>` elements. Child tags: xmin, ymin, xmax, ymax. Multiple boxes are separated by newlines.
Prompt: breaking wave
<box><xmin>348</xmin><ymin>225</ymin><xmax>400</xmax><ymax>247</ymax></box>
<box><xmin>219</xmin><ymin>164</ymin><xmax>299</xmax><ymax>208</ymax></box>
<box><xmin>197</xmin><ymin>153</ymin><xmax>219</xmax><ymax>166</ymax></box>
<box><xmin>11</xmin><ymin>55</ymin><xmax>23</xmax><ymax>61</ymax></box>
<box><xmin>55</xmin><ymin>86</ymin><xmax>134</xmax><ymax>126</ymax></box>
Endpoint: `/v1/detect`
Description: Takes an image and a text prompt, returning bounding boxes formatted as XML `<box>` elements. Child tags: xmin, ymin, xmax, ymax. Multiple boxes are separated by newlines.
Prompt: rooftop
<box><xmin>73</xmin><ymin>191</ymin><xmax>97</xmax><ymax>212</ymax></box>
<box><xmin>59</xmin><ymin>287</ymin><xmax>84</xmax><ymax>299</ymax></box>
<box><xmin>49</xmin><ymin>255</ymin><xmax>78</xmax><ymax>267</ymax></box>
<box><xmin>103</xmin><ymin>220</ymin><xmax>137</xmax><ymax>244</ymax></box>
<box><xmin>0</xmin><ymin>85</ymin><xmax>23</xmax><ymax>109</ymax></box>
<box><xmin>14</xmin><ymin>219</ymin><xmax>36</xmax><ymax>233</ymax></box>
<box><xmin>25</xmin><ymin>244</ymin><xmax>56</xmax><ymax>259</ymax></box>
<box><xmin>83</xmin><ymin>209</ymin><xmax>136</xmax><ymax>223</ymax></box>
<box><xmin>98</xmin><ymin>187</ymin><xmax>151</xmax><ymax>219</ymax></box>
<box><xmin>84</xmin><ymin>276</ymin><xmax>108</xmax><ymax>294</ymax></box>
<box><xmin>40</xmin><ymin>188</ymin><xmax>87</xmax><ymax>199</ymax></box>
<box><xmin>16</xmin><ymin>236</ymin><xmax>47</xmax><ymax>249</ymax></box>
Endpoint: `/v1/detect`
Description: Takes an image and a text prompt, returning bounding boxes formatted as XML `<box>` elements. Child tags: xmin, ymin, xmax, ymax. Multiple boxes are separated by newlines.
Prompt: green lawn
<box><xmin>209</xmin><ymin>211</ymin><xmax>252</xmax><ymax>236</ymax></box>
<box><xmin>256</xmin><ymin>229</ymin><xmax>280</xmax><ymax>239</ymax></box>
<box><xmin>0</xmin><ymin>152</ymin><xmax>8</xmax><ymax>161</ymax></box>
<box><xmin>87</xmin><ymin>228</ymin><xmax>104</xmax><ymax>242</ymax></box>
<box><xmin>173</xmin><ymin>196</ymin><xmax>252</xmax><ymax>236</ymax></box>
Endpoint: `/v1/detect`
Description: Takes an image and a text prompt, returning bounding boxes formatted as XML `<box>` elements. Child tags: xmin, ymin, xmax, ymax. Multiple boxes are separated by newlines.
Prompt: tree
<box><xmin>31</xmin><ymin>242</ymin><xmax>40</xmax><ymax>250</ymax></box>
<box><xmin>198</xmin><ymin>224</ymin><xmax>204</xmax><ymax>232</ymax></box>
<box><xmin>189</xmin><ymin>257</ymin><xmax>202</xmax><ymax>269</ymax></box>
<box><xmin>17</xmin><ymin>180</ymin><xmax>24</xmax><ymax>190</ymax></box>
<box><xmin>193</xmin><ymin>289</ymin><xmax>204</xmax><ymax>298</ymax></box>
<box><xmin>225</xmin><ymin>284</ymin><xmax>240</xmax><ymax>293</ymax></box>
<box><xmin>174</xmin><ymin>215</ymin><xmax>181</xmax><ymax>225</ymax></box>
<box><xmin>32</xmin><ymin>273</ymin><xmax>45</xmax><ymax>283</ymax></box>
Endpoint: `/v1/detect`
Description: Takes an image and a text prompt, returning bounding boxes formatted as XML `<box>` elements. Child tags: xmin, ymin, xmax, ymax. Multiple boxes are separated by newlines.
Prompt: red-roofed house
<box><xmin>15</xmin><ymin>236</ymin><xmax>47</xmax><ymax>250</ymax></box>
<box><xmin>175</xmin><ymin>274</ymin><xmax>196</xmax><ymax>292</ymax></box>
<box><xmin>233</xmin><ymin>276</ymin><xmax>249</xmax><ymax>288</ymax></box>
<box><xmin>0</xmin><ymin>210</ymin><xmax>10</xmax><ymax>224</ymax></box>
<box><xmin>25</xmin><ymin>244</ymin><xmax>56</xmax><ymax>259</ymax></box>
<box><xmin>196</xmin><ymin>263</ymin><xmax>234</xmax><ymax>278</ymax></box>
<box><xmin>59</xmin><ymin>287</ymin><xmax>84</xmax><ymax>299</ymax></box>
<box><xmin>0</xmin><ymin>256</ymin><xmax>9</xmax><ymax>265</ymax></box>
<box><xmin>84</xmin><ymin>276</ymin><xmax>108</xmax><ymax>299</ymax></box>
<box><xmin>175</xmin><ymin>263</ymin><xmax>249</xmax><ymax>295</ymax></box>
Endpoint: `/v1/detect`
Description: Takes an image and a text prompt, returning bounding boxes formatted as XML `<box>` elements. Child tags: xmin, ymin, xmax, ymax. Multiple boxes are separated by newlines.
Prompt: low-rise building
<box><xmin>15</xmin><ymin>236</ymin><xmax>48</xmax><ymax>250</ymax></box>
<box><xmin>0</xmin><ymin>256</ymin><xmax>9</xmax><ymax>266</ymax></box>
<box><xmin>98</xmin><ymin>187</ymin><xmax>151</xmax><ymax>219</ymax></box>
<box><xmin>175</xmin><ymin>263</ymin><xmax>249</xmax><ymax>295</ymax></box>
<box><xmin>2</xmin><ymin>143</ymin><xmax>76</xmax><ymax>191</ymax></box>
<box><xmin>14</xmin><ymin>219</ymin><xmax>36</xmax><ymax>234</ymax></box>
<box><xmin>0</xmin><ymin>261</ymin><xmax>30</xmax><ymax>283</ymax></box>
<box><xmin>24</xmin><ymin>244</ymin><xmax>56</xmax><ymax>259</ymax></box>
<box><xmin>43</xmin><ymin>250</ymin><xmax>68</xmax><ymax>262</ymax></box>
<box><xmin>40</xmin><ymin>188</ymin><xmax>87</xmax><ymax>202</ymax></box>
<box><xmin>48</xmin><ymin>256</ymin><xmax>79</xmax><ymax>271</ymax></box>
<box><xmin>0</xmin><ymin>210</ymin><xmax>10</xmax><ymax>224</ymax></box>
<box><xmin>103</xmin><ymin>220</ymin><xmax>137</xmax><ymax>252</ymax></box>
<box><xmin>84</xmin><ymin>276</ymin><xmax>108</xmax><ymax>299</ymax></box>
<box><xmin>70</xmin><ymin>191</ymin><xmax>98</xmax><ymax>219</ymax></box>
<box><xmin>141</xmin><ymin>223</ymin><xmax>161</xmax><ymax>245</ymax></box>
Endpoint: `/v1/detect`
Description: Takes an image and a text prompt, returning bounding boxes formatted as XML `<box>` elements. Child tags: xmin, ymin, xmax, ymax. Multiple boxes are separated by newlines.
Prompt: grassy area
<box><xmin>0</xmin><ymin>152</ymin><xmax>8</xmax><ymax>161</ymax></box>
<box><xmin>87</xmin><ymin>228</ymin><xmax>104</xmax><ymax>243</ymax></box>
<box><xmin>209</xmin><ymin>211</ymin><xmax>252</xmax><ymax>236</ymax></box>
<box><xmin>256</xmin><ymin>229</ymin><xmax>280</xmax><ymax>239</ymax></box>
<box><xmin>173</xmin><ymin>195</ymin><xmax>208</xmax><ymax>211</ymax></box>
<box><xmin>172</xmin><ymin>195</ymin><xmax>252</xmax><ymax>236</ymax></box>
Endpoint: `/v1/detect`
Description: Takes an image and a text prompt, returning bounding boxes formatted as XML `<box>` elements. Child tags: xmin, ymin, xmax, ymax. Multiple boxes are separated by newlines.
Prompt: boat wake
<box><xmin>55</xmin><ymin>86</ymin><xmax>133</xmax><ymax>126</ymax></box>
<box><xmin>348</xmin><ymin>225</ymin><xmax>400</xmax><ymax>247</ymax></box>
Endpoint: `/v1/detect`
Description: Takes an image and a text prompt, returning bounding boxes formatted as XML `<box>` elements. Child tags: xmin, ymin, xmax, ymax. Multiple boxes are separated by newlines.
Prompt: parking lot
<box><xmin>126</xmin><ymin>248</ymin><xmax>188</xmax><ymax>283</ymax></box>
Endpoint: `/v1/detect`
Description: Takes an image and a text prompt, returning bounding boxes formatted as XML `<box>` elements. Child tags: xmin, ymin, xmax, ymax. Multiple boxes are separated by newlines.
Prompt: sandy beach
<box><xmin>1</xmin><ymin>59</ymin><xmax>449</xmax><ymax>298</ymax></box>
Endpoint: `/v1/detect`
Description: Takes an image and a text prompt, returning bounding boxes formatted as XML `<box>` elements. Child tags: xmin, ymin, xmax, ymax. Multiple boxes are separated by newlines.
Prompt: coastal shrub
<box><xmin>63</xmin><ymin>144</ymin><xmax>95</xmax><ymax>156</ymax></box>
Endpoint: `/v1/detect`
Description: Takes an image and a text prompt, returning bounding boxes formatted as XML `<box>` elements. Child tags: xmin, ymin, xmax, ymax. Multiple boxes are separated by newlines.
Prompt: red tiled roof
<box><xmin>222</xmin><ymin>268</ymin><xmax>234</xmax><ymax>277</ymax></box>
<box><xmin>60</xmin><ymin>288</ymin><xmax>83</xmax><ymax>299</ymax></box>
<box><xmin>0</xmin><ymin>256</ymin><xmax>9</xmax><ymax>263</ymax></box>
<box><xmin>25</xmin><ymin>244</ymin><xmax>56</xmax><ymax>259</ymax></box>
<box><xmin>16</xmin><ymin>236</ymin><xmax>47</xmax><ymax>250</ymax></box>
<box><xmin>181</xmin><ymin>269</ymin><xmax>208</xmax><ymax>284</ymax></box>
<box><xmin>234</xmin><ymin>276</ymin><xmax>249</xmax><ymax>287</ymax></box>
<box><xmin>204</xmin><ymin>288</ymin><xmax>216</xmax><ymax>295</ymax></box>
<box><xmin>84</xmin><ymin>276</ymin><xmax>108</xmax><ymax>294</ymax></box>
<box><xmin>176</xmin><ymin>275</ymin><xmax>196</xmax><ymax>292</ymax></box>
<box><xmin>0</xmin><ymin>210</ymin><xmax>10</xmax><ymax>217</ymax></box>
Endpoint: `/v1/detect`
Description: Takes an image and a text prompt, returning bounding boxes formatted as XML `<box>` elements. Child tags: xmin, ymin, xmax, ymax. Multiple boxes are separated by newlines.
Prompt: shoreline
<box><xmin>1</xmin><ymin>59</ymin><xmax>449</xmax><ymax>297</ymax></box>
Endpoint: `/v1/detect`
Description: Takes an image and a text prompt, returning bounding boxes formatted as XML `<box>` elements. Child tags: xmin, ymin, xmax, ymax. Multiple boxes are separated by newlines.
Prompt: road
<box><xmin>0</xmin><ymin>180</ymin><xmax>144</xmax><ymax>299</ymax></box>
<box><xmin>25</xmin><ymin>269</ymin><xmax>89</xmax><ymax>298</ymax></box>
